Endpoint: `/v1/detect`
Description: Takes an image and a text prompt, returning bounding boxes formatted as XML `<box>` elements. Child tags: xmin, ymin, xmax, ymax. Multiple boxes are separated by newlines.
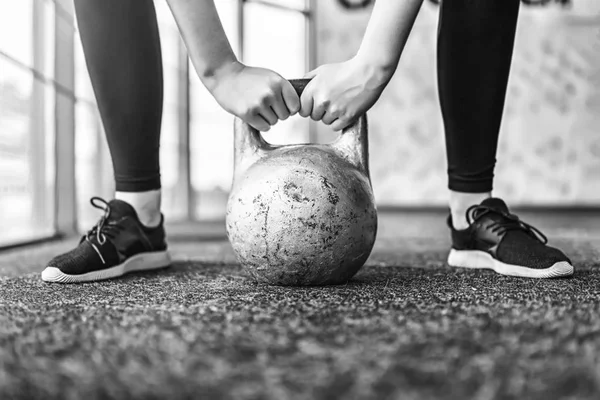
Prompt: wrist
<box><xmin>352</xmin><ymin>52</ymin><xmax>397</xmax><ymax>88</ymax></box>
<box><xmin>201</xmin><ymin>58</ymin><xmax>244</xmax><ymax>92</ymax></box>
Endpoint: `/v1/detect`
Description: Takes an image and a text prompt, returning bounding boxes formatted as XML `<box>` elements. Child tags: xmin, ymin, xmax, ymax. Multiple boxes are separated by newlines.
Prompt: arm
<box><xmin>167</xmin><ymin>0</ymin><xmax>299</xmax><ymax>131</ymax></box>
<box><xmin>300</xmin><ymin>0</ymin><xmax>423</xmax><ymax>131</ymax></box>
<box><xmin>356</xmin><ymin>0</ymin><xmax>423</xmax><ymax>78</ymax></box>
<box><xmin>166</xmin><ymin>0</ymin><xmax>235</xmax><ymax>87</ymax></box>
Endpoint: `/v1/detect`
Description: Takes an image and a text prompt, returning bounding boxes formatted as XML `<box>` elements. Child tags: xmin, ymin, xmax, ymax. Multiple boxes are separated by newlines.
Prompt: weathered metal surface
<box><xmin>226</xmin><ymin>98</ymin><xmax>377</xmax><ymax>286</ymax></box>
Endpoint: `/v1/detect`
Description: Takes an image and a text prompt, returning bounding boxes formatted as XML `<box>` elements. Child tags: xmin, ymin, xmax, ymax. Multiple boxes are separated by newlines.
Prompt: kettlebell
<box><xmin>226</xmin><ymin>79</ymin><xmax>378</xmax><ymax>286</ymax></box>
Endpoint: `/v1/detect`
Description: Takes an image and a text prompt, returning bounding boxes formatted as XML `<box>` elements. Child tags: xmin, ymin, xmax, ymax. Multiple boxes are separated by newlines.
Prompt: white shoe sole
<box><xmin>41</xmin><ymin>251</ymin><xmax>171</xmax><ymax>283</ymax></box>
<box><xmin>447</xmin><ymin>249</ymin><xmax>573</xmax><ymax>279</ymax></box>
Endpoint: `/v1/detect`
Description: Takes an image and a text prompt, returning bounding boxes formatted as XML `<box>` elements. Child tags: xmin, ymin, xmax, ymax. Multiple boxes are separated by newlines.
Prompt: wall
<box><xmin>315</xmin><ymin>0</ymin><xmax>600</xmax><ymax>207</ymax></box>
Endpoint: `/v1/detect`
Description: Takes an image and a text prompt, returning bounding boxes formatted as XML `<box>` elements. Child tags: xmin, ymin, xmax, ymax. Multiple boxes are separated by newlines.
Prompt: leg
<box><xmin>437</xmin><ymin>0</ymin><xmax>572</xmax><ymax>278</ymax></box>
<box><xmin>75</xmin><ymin>0</ymin><xmax>164</xmax><ymax>227</ymax></box>
<box><xmin>42</xmin><ymin>0</ymin><xmax>170</xmax><ymax>283</ymax></box>
<box><xmin>438</xmin><ymin>0</ymin><xmax>519</xmax><ymax>229</ymax></box>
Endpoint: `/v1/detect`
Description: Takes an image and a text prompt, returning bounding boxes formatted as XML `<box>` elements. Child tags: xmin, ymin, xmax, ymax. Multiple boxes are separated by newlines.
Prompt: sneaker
<box><xmin>447</xmin><ymin>197</ymin><xmax>573</xmax><ymax>278</ymax></box>
<box><xmin>41</xmin><ymin>197</ymin><xmax>171</xmax><ymax>283</ymax></box>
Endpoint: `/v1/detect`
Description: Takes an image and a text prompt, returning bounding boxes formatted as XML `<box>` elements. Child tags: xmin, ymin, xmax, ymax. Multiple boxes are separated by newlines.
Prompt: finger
<box><xmin>331</xmin><ymin>117</ymin><xmax>352</xmax><ymax>132</ymax></box>
<box><xmin>299</xmin><ymin>92</ymin><xmax>313</xmax><ymax>118</ymax></box>
<box><xmin>322</xmin><ymin>110</ymin><xmax>339</xmax><ymax>126</ymax></box>
<box><xmin>281</xmin><ymin>81</ymin><xmax>300</xmax><ymax>115</ymax></box>
<box><xmin>247</xmin><ymin>115</ymin><xmax>271</xmax><ymax>132</ymax></box>
<box><xmin>258</xmin><ymin>106</ymin><xmax>278</xmax><ymax>126</ymax></box>
<box><xmin>310</xmin><ymin>100</ymin><xmax>328</xmax><ymax>121</ymax></box>
<box><xmin>270</xmin><ymin>91</ymin><xmax>291</xmax><ymax>120</ymax></box>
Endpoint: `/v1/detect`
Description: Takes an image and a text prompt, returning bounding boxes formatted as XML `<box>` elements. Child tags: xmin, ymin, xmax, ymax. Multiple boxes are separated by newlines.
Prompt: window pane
<box><xmin>243</xmin><ymin>4</ymin><xmax>306</xmax><ymax>82</ymax></box>
<box><xmin>0</xmin><ymin>0</ymin><xmax>56</xmax><ymax>246</ymax></box>
<box><xmin>189</xmin><ymin>73</ymin><xmax>235</xmax><ymax>220</ymax></box>
<box><xmin>157</xmin><ymin>0</ymin><xmax>186</xmax><ymax>220</ymax></box>
<box><xmin>189</xmin><ymin>0</ymin><xmax>239</xmax><ymax>220</ymax></box>
<box><xmin>73</xmin><ymin>13</ymin><xmax>113</xmax><ymax>230</ymax></box>
<box><xmin>41</xmin><ymin>0</ymin><xmax>56</xmax><ymax>79</ymax></box>
<box><xmin>0</xmin><ymin>0</ymin><xmax>33</xmax><ymax>68</ymax></box>
<box><xmin>243</xmin><ymin>4</ymin><xmax>309</xmax><ymax>145</ymax></box>
<box><xmin>0</xmin><ymin>59</ymin><xmax>55</xmax><ymax>246</ymax></box>
<box><xmin>74</xmin><ymin>29</ymin><xmax>95</xmax><ymax>104</ymax></box>
<box><xmin>75</xmin><ymin>102</ymin><xmax>113</xmax><ymax>230</ymax></box>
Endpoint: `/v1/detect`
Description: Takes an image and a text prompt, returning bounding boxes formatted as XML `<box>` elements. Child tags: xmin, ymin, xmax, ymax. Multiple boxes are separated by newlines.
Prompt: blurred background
<box><xmin>1</xmin><ymin>0</ymin><xmax>599</xmax><ymax>248</ymax></box>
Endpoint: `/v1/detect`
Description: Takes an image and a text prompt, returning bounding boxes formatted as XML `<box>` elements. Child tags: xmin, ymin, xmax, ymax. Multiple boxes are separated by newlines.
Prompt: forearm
<box><xmin>356</xmin><ymin>0</ymin><xmax>423</xmax><ymax>73</ymax></box>
<box><xmin>167</xmin><ymin>0</ymin><xmax>238</xmax><ymax>90</ymax></box>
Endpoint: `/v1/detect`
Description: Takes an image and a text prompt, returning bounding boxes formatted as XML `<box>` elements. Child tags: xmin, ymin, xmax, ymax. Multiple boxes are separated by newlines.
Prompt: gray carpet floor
<box><xmin>1</xmin><ymin>211</ymin><xmax>600</xmax><ymax>400</ymax></box>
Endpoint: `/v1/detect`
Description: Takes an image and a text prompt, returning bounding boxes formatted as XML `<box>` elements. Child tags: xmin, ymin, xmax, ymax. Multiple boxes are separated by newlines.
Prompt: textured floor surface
<box><xmin>1</xmin><ymin>211</ymin><xmax>600</xmax><ymax>400</ymax></box>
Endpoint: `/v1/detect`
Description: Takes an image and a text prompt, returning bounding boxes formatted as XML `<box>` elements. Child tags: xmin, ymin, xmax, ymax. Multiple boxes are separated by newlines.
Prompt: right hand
<box><xmin>207</xmin><ymin>61</ymin><xmax>300</xmax><ymax>132</ymax></box>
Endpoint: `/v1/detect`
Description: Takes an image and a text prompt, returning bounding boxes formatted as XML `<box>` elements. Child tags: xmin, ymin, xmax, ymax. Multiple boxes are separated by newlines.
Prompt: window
<box><xmin>189</xmin><ymin>0</ymin><xmax>240</xmax><ymax>220</ymax></box>
<box><xmin>0</xmin><ymin>0</ymin><xmax>313</xmax><ymax>248</ymax></box>
<box><xmin>0</xmin><ymin>0</ymin><xmax>56</xmax><ymax>246</ymax></box>
<box><xmin>156</xmin><ymin>0</ymin><xmax>188</xmax><ymax>221</ymax></box>
<box><xmin>74</xmin><ymin>26</ymin><xmax>112</xmax><ymax>230</ymax></box>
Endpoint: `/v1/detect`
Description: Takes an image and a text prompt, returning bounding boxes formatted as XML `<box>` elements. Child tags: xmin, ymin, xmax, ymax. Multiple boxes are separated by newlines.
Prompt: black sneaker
<box><xmin>41</xmin><ymin>197</ymin><xmax>171</xmax><ymax>283</ymax></box>
<box><xmin>447</xmin><ymin>197</ymin><xmax>573</xmax><ymax>278</ymax></box>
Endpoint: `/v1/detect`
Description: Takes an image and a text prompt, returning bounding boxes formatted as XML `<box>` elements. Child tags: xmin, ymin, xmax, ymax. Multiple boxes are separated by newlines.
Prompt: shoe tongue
<box><xmin>480</xmin><ymin>197</ymin><xmax>509</xmax><ymax>213</ymax></box>
<box><xmin>107</xmin><ymin>199</ymin><xmax>138</xmax><ymax>220</ymax></box>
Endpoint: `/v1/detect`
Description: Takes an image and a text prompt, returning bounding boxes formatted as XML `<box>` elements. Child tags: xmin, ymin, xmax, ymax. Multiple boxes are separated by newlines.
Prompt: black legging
<box><xmin>74</xmin><ymin>0</ymin><xmax>520</xmax><ymax>194</ymax></box>
<box><xmin>438</xmin><ymin>0</ymin><xmax>520</xmax><ymax>193</ymax></box>
<box><xmin>74</xmin><ymin>0</ymin><xmax>163</xmax><ymax>192</ymax></box>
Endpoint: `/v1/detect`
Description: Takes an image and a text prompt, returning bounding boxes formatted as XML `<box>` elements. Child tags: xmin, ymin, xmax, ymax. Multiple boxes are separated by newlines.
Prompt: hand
<box><xmin>299</xmin><ymin>56</ymin><xmax>393</xmax><ymax>131</ymax></box>
<box><xmin>208</xmin><ymin>61</ymin><xmax>300</xmax><ymax>132</ymax></box>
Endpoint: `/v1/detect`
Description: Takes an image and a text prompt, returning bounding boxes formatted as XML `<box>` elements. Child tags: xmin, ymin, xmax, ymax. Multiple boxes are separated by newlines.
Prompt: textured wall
<box><xmin>315</xmin><ymin>0</ymin><xmax>600</xmax><ymax>206</ymax></box>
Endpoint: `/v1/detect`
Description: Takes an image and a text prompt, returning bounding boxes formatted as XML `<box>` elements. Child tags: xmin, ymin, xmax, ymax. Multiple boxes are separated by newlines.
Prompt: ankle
<box><xmin>448</xmin><ymin>191</ymin><xmax>491</xmax><ymax>230</ymax></box>
<box><xmin>137</xmin><ymin>212</ymin><xmax>162</xmax><ymax>228</ymax></box>
<box><xmin>115</xmin><ymin>190</ymin><xmax>162</xmax><ymax>228</ymax></box>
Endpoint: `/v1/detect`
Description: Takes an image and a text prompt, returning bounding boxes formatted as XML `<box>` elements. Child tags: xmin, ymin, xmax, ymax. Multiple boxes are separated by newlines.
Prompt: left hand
<box><xmin>299</xmin><ymin>56</ymin><xmax>393</xmax><ymax>131</ymax></box>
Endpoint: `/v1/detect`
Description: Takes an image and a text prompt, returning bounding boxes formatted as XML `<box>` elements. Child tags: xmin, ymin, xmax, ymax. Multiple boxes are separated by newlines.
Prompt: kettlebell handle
<box><xmin>233</xmin><ymin>78</ymin><xmax>370</xmax><ymax>178</ymax></box>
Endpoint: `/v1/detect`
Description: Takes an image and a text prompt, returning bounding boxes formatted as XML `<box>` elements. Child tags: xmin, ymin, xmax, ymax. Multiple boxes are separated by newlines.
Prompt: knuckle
<box><xmin>341</xmin><ymin>110</ymin><xmax>354</xmax><ymax>120</ymax></box>
<box><xmin>315</xmin><ymin>97</ymin><xmax>330</xmax><ymax>108</ymax></box>
<box><xmin>257</xmin><ymin>93</ymin><xmax>273</xmax><ymax>107</ymax></box>
<box><xmin>328</xmin><ymin>107</ymin><xmax>341</xmax><ymax>117</ymax></box>
<box><xmin>335</xmin><ymin>117</ymin><xmax>348</xmax><ymax>126</ymax></box>
<box><xmin>270</xmin><ymin>76</ymin><xmax>283</xmax><ymax>86</ymax></box>
<box><xmin>265</xmin><ymin>86</ymin><xmax>278</xmax><ymax>98</ymax></box>
<box><xmin>248</xmin><ymin>105</ymin><xmax>261</xmax><ymax>115</ymax></box>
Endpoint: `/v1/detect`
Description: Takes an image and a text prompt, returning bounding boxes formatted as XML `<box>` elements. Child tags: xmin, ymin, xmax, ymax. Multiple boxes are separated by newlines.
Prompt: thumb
<box><xmin>303</xmin><ymin>66</ymin><xmax>322</xmax><ymax>79</ymax></box>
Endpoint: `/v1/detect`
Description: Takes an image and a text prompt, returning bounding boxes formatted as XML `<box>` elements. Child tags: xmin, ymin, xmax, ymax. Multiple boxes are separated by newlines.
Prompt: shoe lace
<box><xmin>466</xmin><ymin>205</ymin><xmax>548</xmax><ymax>244</ymax></box>
<box><xmin>85</xmin><ymin>197</ymin><xmax>125</xmax><ymax>247</ymax></box>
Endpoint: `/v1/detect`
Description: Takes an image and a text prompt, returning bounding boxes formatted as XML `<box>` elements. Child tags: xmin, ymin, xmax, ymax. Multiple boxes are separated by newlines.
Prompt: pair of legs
<box><xmin>41</xmin><ymin>0</ymin><xmax>573</xmax><ymax>283</ymax></box>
